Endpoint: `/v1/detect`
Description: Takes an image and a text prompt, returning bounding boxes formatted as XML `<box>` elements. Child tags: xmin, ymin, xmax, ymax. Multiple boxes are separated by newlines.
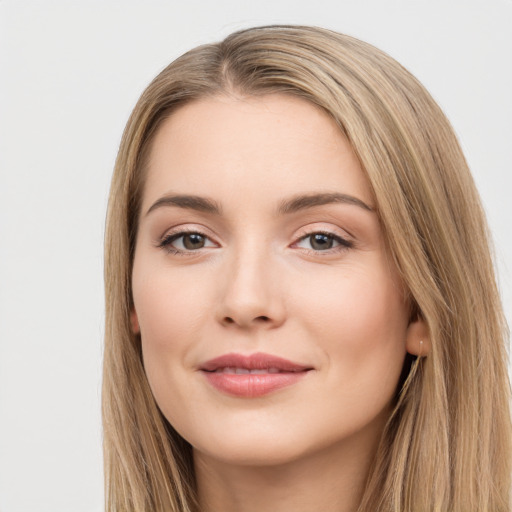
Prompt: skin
<box><xmin>131</xmin><ymin>94</ymin><xmax>428</xmax><ymax>512</ymax></box>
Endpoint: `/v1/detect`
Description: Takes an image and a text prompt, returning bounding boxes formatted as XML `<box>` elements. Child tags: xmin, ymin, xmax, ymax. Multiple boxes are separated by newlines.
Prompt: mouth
<box><xmin>199</xmin><ymin>352</ymin><xmax>313</xmax><ymax>397</ymax></box>
<box><xmin>207</xmin><ymin>367</ymin><xmax>302</xmax><ymax>374</ymax></box>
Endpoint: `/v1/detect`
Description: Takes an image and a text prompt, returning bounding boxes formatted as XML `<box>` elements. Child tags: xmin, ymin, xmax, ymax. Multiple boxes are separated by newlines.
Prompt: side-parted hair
<box><xmin>103</xmin><ymin>25</ymin><xmax>511</xmax><ymax>511</ymax></box>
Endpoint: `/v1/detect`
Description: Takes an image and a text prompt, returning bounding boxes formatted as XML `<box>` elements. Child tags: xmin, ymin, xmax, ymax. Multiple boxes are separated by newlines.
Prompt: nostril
<box><xmin>222</xmin><ymin>315</ymin><xmax>271</xmax><ymax>325</ymax></box>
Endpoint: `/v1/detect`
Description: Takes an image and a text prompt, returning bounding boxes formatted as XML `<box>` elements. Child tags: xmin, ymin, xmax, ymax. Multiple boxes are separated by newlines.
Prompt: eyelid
<box><xmin>293</xmin><ymin>223</ymin><xmax>353</xmax><ymax>242</ymax></box>
<box><xmin>157</xmin><ymin>223</ymin><xmax>217</xmax><ymax>242</ymax></box>
<box><xmin>290</xmin><ymin>224</ymin><xmax>355</xmax><ymax>254</ymax></box>
<box><xmin>156</xmin><ymin>225</ymin><xmax>220</xmax><ymax>254</ymax></box>
<box><xmin>155</xmin><ymin>223</ymin><xmax>354</xmax><ymax>255</ymax></box>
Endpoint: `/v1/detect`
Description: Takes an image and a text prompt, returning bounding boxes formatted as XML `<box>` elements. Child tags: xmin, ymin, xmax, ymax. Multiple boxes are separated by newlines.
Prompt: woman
<box><xmin>103</xmin><ymin>25</ymin><xmax>511</xmax><ymax>511</ymax></box>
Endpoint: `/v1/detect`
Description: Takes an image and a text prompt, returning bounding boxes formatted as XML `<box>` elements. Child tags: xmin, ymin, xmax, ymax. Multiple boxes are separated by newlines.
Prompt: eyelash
<box><xmin>157</xmin><ymin>229</ymin><xmax>353</xmax><ymax>256</ymax></box>
<box><xmin>157</xmin><ymin>229</ymin><xmax>214</xmax><ymax>256</ymax></box>
<box><xmin>294</xmin><ymin>230</ymin><xmax>353</xmax><ymax>254</ymax></box>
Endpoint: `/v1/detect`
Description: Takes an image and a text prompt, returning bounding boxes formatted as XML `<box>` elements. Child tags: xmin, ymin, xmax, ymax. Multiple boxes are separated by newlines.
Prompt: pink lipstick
<box><xmin>199</xmin><ymin>352</ymin><xmax>313</xmax><ymax>397</ymax></box>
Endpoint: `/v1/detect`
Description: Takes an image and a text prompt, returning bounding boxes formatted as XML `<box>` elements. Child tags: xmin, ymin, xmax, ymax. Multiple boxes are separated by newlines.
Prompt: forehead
<box><xmin>142</xmin><ymin>94</ymin><xmax>372</xmax><ymax>213</ymax></box>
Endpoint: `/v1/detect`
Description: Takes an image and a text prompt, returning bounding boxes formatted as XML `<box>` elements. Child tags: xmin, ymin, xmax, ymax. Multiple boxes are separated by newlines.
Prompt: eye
<box><xmin>295</xmin><ymin>232</ymin><xmax>352</xmax><ymax>252</ymax></box>
<box><xmin>159</xmin><ymin>231</ymin><xmax>217</xmax><ymax>254</ymax></box>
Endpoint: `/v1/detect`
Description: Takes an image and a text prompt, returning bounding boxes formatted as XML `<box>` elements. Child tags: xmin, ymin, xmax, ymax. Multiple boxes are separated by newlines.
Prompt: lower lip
<box><xmin>202</xmin><ymin>371</ymin><xmax>309</xmax><ymax>397</ymax></box>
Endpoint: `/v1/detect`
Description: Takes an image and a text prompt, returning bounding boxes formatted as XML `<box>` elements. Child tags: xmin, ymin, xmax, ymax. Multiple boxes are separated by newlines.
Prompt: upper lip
<box><xmin>199</xmin><ymin>352</ymin><xmax>313</xmax><ymax>372</ymax></box>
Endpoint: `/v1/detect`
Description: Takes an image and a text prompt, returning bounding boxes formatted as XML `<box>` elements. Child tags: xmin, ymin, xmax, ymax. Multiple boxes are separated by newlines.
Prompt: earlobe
<box><xmin>405</xmin><ymin>317</ymin><xmax>430</xmax><ymax>357</ymax></box>
<box><xmin>130</xmin><ymin>308</ymin><xmax>140</xmax><ymax>335</ymax></box>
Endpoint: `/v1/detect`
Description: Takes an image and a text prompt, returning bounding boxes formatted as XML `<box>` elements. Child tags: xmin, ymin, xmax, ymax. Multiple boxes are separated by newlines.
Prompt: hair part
<box><xmin>103</xmin><ymin>25</ymin><xmax>511</xmax><ymax>511</ymax></box>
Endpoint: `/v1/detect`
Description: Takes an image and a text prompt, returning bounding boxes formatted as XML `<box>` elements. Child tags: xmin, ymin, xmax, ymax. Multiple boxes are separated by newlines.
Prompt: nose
<box><xmin>216</xmin><ymin>247</ymin><xmax>286</xmax><ymax>330</ymax></box>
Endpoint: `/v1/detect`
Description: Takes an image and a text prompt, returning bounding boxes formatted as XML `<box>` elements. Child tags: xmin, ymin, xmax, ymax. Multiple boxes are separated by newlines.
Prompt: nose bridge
<box><xmin>217</xmin><ymin>237</ymin><xmax>284</xmax><ymax>328</ymax></box>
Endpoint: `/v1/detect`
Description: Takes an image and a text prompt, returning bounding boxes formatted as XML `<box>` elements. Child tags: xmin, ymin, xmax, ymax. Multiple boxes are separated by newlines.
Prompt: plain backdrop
<box><xmin>0</xmin><ymin>1</ymin><xmax>511</xmax><ymax>511</ymax></box>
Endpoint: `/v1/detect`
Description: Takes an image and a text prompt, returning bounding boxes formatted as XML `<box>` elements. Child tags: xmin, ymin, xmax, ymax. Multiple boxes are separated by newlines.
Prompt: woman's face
<box><xmin>132</xmin><ymin>94</ymin><xmax>423</xmax><ymax>467</ymax></box>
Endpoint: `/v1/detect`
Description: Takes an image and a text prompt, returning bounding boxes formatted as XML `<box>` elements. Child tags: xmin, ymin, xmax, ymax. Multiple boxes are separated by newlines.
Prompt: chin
<box><xmin>195</xmin><ymin>434</ymin><xmax>311</xmax><ymax>467</ymax></box>
<box><xmin>183</xmin><ymin>402</ymin><xmax>392</xmax><ymax>470</ymax></box>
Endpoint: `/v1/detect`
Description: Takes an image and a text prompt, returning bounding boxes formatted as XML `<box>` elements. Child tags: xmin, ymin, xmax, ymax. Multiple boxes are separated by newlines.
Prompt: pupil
<box><xmin>184</xmin><ymin>233</ymin><xmax>205</xmax><ymax>250</ymax></box>
<box><xmin>311</xmin><ymin>233</ymin><xmax>333</xmax><ymax>250</ymax></box>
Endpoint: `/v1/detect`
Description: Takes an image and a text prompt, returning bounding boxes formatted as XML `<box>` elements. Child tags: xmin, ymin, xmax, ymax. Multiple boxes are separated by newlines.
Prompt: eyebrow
<box><xmin>146</xmin><ymin>194</ymin><xmax>222</xmax><ymax>216</ymax></box>
<box><xmin>145</xmin><ymin>191</ymin><xmax>374</xmax><ymax>217</ymax></box>
<box><xmin>277</xmin><ymin>192</ymin><xmax>374</xmax><ymax>214</ymax></box>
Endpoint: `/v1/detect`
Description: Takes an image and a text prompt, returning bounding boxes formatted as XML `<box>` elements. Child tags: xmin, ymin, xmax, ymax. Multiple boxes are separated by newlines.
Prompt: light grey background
<box><xmin>0</xmin><ymin>1</ymin><xmax>510</xmax><ymax>511</ymax></box>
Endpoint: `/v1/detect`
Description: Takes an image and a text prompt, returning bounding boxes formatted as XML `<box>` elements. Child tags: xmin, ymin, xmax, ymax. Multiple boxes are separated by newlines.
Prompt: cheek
<box><xmin>132</xmin><ymin>263</ymin><xmax>212</xmax><ymax>428</ymax></box>
<box><xmin>297</xmin><ymin>262</ymin><xmax>408</xmax><ymax>387</ymax></box>
<box><xmin>131</xmin><ymin>260</ymin><xmax>208</xmax><ymax>407</ymax></box>
<box><xmin>133</xmin><ymin>263</ymin><xmax>210</xmax><ymax>347</ymax></box>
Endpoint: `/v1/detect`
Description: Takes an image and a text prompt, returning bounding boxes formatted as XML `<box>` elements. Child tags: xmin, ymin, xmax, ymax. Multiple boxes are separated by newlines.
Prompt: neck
<box><xmin>194</xmin><ymin>429</ymin><xmax>381</xmax><ymax>512</ymax></box>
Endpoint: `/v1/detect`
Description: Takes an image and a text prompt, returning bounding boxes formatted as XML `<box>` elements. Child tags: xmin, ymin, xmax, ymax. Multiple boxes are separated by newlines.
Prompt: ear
<box><xmin>405</xmin><ymin>316</ymin><xmax>430</xmax><ymax>357</ymax></box>
<box><xmin>130</xmin><ymin>308</ymin><xmax>140</xmax><ymax>335</ymax></box>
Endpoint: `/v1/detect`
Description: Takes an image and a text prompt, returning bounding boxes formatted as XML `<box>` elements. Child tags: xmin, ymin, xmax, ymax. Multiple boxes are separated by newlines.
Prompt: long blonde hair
<box><xmin>103</xmin><ymin>25</ymin><xmax>511</xmax><ymax>511</ymax></box>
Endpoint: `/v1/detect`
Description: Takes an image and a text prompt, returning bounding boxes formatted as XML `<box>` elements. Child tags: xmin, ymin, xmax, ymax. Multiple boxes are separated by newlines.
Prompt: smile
<box><xmin>199</xmin><ymin>352</ymin><xmax>313</xmax><ymax>397</ymax></box>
